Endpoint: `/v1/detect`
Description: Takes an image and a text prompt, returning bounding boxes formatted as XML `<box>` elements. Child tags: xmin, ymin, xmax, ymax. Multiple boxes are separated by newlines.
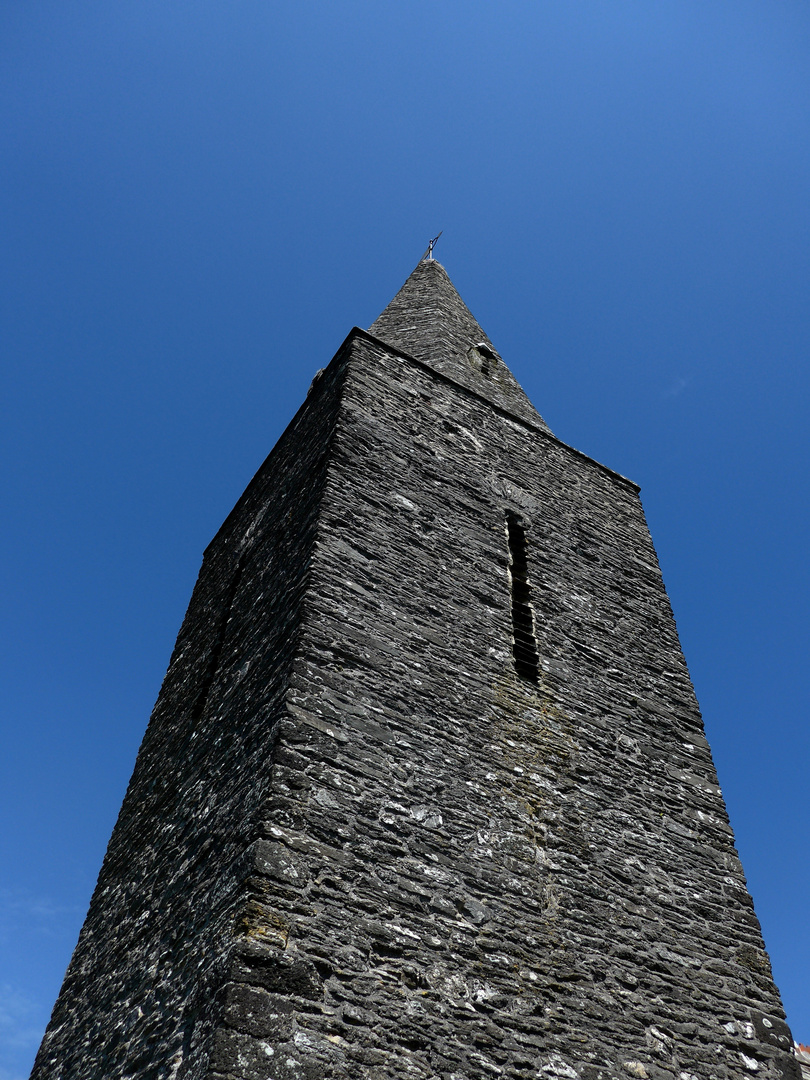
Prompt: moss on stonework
<box><xmin>238</xmin><ymin>900</ymin><xmax>291</xmax><ymax>949</ymax></box>
<box><xmin>489</xmin><ymin>668</ymin><xmax>576</xmax><ymax>823</ymax></box>
<box><xmin>736</xmin><ymin>945</ymin><xmax>773</xmax><ymax>978</ymax></box>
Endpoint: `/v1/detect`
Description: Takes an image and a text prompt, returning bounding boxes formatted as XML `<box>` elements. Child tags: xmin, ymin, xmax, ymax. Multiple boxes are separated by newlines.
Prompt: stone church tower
<box><xmin>32</xmin><ymin>258</ymin><xmax>798</xmax><ymax>1080</ymax></box>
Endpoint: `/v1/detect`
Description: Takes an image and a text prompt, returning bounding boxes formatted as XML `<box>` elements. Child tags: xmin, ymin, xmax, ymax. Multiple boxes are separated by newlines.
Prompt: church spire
<box><xmin>368</xmin><ymin>258</ymin><xmax>551</xmax><ymax>433</ymax></box>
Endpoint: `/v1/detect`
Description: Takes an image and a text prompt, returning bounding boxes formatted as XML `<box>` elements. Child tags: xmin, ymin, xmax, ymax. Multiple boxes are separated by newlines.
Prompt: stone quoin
<box><xmin>31</xmin><ymin>257</ymin><xmax>800</xmax><ymax>1079</ymax></box>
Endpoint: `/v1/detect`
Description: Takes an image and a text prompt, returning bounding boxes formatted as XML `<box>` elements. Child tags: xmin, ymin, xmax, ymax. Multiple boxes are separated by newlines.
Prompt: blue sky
<box><xmin>2</xmin><ymin>3</ymin><xmax>809</xmax><ymax>1076</ymax></box>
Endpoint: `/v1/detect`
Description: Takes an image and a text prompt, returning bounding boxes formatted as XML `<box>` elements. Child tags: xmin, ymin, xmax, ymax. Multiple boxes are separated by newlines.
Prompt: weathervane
<box><xmin>421</xmin><ymin>231</ymin><xmax>443</xmax><ymax>262</ymax></box>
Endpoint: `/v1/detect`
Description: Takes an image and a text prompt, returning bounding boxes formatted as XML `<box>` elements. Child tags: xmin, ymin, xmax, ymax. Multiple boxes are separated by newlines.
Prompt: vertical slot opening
<box><xmin>506</xmin><ymin>513</ymin><xmax>540</xmax><ymax>684</ymax></box>
<box><xmin>191</xmin><ymin>555</ymin><xmax>245</xmax><ymax>725</ymax></box>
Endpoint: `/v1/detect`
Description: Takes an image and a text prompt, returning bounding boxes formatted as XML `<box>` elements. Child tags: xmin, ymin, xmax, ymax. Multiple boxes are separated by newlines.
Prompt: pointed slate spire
<box><xmin>369</xmin><ymin>258</ymin><xmax>551</xmax><ymax>432</ymax></box>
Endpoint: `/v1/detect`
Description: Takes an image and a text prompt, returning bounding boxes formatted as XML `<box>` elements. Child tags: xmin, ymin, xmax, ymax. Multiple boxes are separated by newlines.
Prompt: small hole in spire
<box><xmin>468</xmin><ymin>343</ymin><xmax>498</xmax><ymax>378</ymax></box>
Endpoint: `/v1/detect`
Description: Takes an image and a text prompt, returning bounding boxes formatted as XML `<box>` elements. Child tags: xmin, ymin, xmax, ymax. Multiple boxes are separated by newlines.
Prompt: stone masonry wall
<box><xmin>30</xmin><ymin>353</ymin><xmax>349</xmax><ymax>1080</ymax></box>
<box><xmin>32</xmin><ymin>322</ymin><xmax>798</xmax><ymax>1080</ymax></box>
<box><xmin>208</xmin><ymin>332</ymin><xmax>798</xmax><ymax>1080</ymax></box>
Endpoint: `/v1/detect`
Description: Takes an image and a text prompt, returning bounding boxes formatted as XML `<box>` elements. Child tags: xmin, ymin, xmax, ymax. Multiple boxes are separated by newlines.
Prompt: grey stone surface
<box><xmin>369</xmin><ymin>259</ymin><xmax>550</xmax><ymax>433</ymax></box>
<box><xmin>31</xmin><ymin>261</ymin><xmax>798</xmax><ymax>1080</ymax></box>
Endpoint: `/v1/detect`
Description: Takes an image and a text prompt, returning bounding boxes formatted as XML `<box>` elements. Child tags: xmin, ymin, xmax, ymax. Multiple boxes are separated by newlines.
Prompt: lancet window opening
<box><xmin>506</xmin><ymin>513</ymin><xmax>540</xmax><ymax>683</ymax></box>
<box><xmin>190</xmin><ymin>554</ymin><xmax>245</xmax><ymax>725</ymax></box>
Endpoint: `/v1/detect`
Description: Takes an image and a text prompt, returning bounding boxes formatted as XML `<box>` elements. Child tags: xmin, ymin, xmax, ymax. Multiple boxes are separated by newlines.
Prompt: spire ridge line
<box><xmin>368</xmin><ymin>256</ymin><xmax>551</xmax><ymax>434</ymax></box>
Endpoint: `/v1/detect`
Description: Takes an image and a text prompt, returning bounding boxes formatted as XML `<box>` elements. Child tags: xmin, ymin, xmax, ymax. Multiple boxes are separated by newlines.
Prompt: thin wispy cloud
<box><xmin>663</xmin><ymin>375</ymin><xmax>691</xmax><ymax>399</ymax></box>
<box><xmin>0</xmin><ymin>1069</ymin><xmax>28</xmax><ymax>1080</ymax></box>
<box><xmin>0</xmin><ymin>982</ymin><xmax>46</xmax><ymax>1078</ymax></box>
<box><xmin>0</xmin><ymin>889</ymin><xmax>79</xmax><ymax>1077</ymax></box>
<box><xmin>0</xmin><ymin>888</ymin><xmax>82</xmax><ymax>943</ymax></box>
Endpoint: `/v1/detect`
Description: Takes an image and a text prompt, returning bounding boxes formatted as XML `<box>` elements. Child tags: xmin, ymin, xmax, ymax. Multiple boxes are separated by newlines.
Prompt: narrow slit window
<box><xmin>506</xmin><ymin>513</ymin><xmax>540</xmax><ymax>683</ymax></box>
<box><xmin>191</xmin><ymin>555</ymin><xmax>244</xmax><ymax>724</ymax></box>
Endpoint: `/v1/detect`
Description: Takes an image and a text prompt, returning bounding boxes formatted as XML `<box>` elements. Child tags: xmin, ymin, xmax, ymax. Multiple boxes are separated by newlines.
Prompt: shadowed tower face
<box><xmin>32</xmin><ymin>258</ymin><xmax>798</xmax><ymax>1080</ymax></box>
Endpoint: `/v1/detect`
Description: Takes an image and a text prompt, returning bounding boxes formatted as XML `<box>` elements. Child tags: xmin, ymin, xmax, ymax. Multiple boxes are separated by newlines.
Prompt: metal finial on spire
<box><xmin>421</xmin><ymin>231</ymin><xmax>443</xmax><ymax>262</ymax></box>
